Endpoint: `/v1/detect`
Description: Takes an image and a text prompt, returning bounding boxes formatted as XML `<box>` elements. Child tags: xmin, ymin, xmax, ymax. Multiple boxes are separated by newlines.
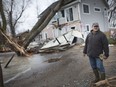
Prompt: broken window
<box><xmin>61</xmin><ymin>10</ymin><xmax>65</xmax><ymax>17</ymax></box>
<box><xmin>71</xmin><ymin>27</ymin><xmax>75</xmax><ymax>30</ymax></box>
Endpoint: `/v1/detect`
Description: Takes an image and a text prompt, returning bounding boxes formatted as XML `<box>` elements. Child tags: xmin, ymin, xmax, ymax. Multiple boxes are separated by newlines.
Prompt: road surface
<box><xmin>0</xmin><ymin>45</ymin><xmax>116</xmax><ymax>87</ymax></box>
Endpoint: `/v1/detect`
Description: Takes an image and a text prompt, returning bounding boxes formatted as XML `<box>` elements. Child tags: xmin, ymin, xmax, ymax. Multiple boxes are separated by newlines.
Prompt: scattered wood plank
<box><xmin>93</xmin><ymin>76</ymin><xmax>116</xmax><ymax>87</ymax></box>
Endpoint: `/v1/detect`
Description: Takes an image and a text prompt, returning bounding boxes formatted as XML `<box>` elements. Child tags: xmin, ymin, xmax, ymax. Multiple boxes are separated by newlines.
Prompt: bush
<box><xmin>108</xmin><ymin>38</ymin><xmax>116</xmax><ymax>44</ymax></box>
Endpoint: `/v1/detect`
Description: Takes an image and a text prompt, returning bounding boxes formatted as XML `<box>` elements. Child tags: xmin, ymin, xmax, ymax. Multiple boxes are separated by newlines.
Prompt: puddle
<box><xmin>45</xmin><ymin>58</ymin><xmax>62</xmax><ymax>63</ymax></box>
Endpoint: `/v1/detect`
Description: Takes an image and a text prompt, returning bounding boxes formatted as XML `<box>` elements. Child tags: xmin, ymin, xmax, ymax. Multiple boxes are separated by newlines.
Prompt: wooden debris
<box><xmin>92</xmin><ymin>76</ymin><xmax>116</xmax><ymax>87</ymax></box>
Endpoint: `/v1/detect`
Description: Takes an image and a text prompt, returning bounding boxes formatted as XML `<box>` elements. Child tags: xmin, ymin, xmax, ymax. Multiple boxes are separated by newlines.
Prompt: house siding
<box><xmin>80</xmin><ymin>0</ymin><xmax>109</xmax><ymax>32</ymax></box>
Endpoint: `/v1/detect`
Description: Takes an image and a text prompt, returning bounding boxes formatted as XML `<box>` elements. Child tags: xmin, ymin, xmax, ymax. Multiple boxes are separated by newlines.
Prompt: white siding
<box><xmin>80</xmin><ymin>0</ymin><xmax>109</xmax><ymax>32</ymax></box>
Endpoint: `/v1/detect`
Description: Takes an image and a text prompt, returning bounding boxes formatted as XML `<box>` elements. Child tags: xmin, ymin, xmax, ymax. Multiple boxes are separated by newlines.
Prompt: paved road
<box><xmin>1</xmin><ymin>45</ymin><xmax>116</xmax><ymax>87</ymax></box>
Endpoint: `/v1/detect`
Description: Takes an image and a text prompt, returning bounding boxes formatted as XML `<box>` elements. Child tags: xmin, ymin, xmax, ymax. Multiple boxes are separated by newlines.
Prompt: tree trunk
<box><xmin>0</xmin><ymin>29</ymin><xmax>28</xmax><ymax>56</ymax></box>
<box><xmin>23</xmin><ymin>0</ymin><xmax>61</xmax><ymax>48</ymax></box>
<box><xmin>0</xmin><ymin>0</ymin><xmax>7</xmax><ymax>31</ymax></box>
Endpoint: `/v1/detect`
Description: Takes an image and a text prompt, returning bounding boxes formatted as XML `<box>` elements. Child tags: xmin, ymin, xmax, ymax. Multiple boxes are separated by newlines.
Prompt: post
<box><xmin>4</xmin><ymin>54</ymin><xmax>15</xmax><ymax>68</ymax></box>
<box><xmin>0</xmin><ymin>63</ymin><xmax>4</xmax><ymax>87</ymax></box>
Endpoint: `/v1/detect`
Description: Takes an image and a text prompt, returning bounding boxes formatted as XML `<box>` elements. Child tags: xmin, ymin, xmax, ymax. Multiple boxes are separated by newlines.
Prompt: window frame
<box><xmin>82</xmin><ymin>3</ymin><xmax>90</xmax><ymax>14</ymax></box>
<box><xmin>94</xmin><ymin>7</ymin><xmax>101</xmax><ymax>12</ymax></box>
<box><xmin>65</xmin><ymin>7</ymin><xmax>74</xmax><ymax>22</ymax></box>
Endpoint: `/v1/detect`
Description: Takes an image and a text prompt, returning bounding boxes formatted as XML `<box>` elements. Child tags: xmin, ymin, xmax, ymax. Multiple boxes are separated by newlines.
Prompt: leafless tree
<box><xmin>108</xmin><ymin>0</ymin><xmax>116</xmax><ymax>27</ymax></box>
<box><xmin>3</xmin><ymin>0</ymin><xmax>31</xmax><ymax>37</ymax></box>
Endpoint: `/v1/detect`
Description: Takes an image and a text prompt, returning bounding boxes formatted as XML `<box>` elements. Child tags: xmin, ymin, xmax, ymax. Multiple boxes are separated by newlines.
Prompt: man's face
<box><xmin>93</xmin><ymin>25</ymin><xmax>99</xmax><ymax>32</ymax></box>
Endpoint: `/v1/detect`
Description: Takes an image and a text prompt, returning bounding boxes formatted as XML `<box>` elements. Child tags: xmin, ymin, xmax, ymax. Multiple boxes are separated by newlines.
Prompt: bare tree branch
<box><xmin>13</xmin><ymin>0</ymin><xmax>30</xmax><ymax>27</ymax></box>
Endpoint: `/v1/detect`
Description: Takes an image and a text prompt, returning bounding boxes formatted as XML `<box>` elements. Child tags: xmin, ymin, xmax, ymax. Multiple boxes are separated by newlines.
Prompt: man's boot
<box><xmin>92</xmin><ymin>69</ymin><xmax>100</xmax><ymax>83</ymax></box>
<box><xmin>100</xmin><ymin>72</ymin><xmax>105</xmax><ymax>80</ymax></box>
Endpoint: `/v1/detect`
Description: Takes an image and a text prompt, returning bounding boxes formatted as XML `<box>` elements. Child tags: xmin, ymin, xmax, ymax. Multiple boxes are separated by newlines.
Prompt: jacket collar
<box><xmin>91</xmin><ymin>30</ymin><xmax>100</xmax><ymax>35</ymax></box>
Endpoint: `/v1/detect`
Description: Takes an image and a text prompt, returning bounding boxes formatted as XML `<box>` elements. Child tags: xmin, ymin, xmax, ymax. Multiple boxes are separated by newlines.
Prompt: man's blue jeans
<box><xmin>89</xmin><ymin>57</ymin><xmax>105</xmax><ymax>73</ymax></box>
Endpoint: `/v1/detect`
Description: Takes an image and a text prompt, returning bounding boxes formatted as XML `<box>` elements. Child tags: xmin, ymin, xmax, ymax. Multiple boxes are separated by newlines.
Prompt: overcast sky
<box><xmin>16</xmin><ymin>0</ymin><xmax>57</xmax><ymax>34</ymax></box>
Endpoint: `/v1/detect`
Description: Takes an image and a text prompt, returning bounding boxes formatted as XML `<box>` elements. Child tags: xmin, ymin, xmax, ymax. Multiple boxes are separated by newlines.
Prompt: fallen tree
<box><xmin>24</xmin><ymin>0</ymin><xmax>73</xmax><ymax>48</ymax></box>
<box><xmin>0</xmin><ymin>0</ymin><xmax>75</xmax><ymax>56</ymax></box>
<box><xmin>0</xmin><ymin>29</ymin><xmax>28</xmax><ymax>56</ymax></box>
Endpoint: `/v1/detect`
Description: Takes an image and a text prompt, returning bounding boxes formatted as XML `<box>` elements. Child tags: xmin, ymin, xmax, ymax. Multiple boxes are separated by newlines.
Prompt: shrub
<box><xmin>108</xmin><ymin>38</ymin><xmax>116</xmax><ymax>45</ymax></box>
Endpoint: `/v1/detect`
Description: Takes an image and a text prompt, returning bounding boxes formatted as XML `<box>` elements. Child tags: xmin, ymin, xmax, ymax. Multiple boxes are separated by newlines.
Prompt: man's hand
<box><xmin>83</xmin><ymin>53</ymin><xmax>86</xmax><ymax>57</ymax></box>
<box><xmin>103</xmin><ymin>55</ymin><xmax>108</xmax><ymax>60</ymax></box>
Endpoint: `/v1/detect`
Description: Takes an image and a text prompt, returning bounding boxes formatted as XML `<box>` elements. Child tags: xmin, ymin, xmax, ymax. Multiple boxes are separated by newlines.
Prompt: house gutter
<box><xmin>61</xmin><ymin>0</ymin><xmax>81</xmax><ymax>10</ymax></box>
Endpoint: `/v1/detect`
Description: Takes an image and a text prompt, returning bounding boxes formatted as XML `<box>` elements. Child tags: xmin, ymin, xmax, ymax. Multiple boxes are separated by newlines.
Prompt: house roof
<box><xmin>16</xmin><ymin>30</ymin><xmax>30</xmax><ymax>37</ymax></box>
<box><xmin>62</xmin><ymin>0</ymin><xmax>109</xmax><ymax>9</ymax></box>
<box><xmin>61</xmin><ymin>0</ymin><xmax>81</xmax><ymax>9</ymax></box>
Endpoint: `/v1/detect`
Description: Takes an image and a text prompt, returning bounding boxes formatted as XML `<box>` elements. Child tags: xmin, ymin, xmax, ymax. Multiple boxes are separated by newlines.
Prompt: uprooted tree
<box><xmin>0</xmin><ymin>0</ymin><xmax>77</xmax><ymax>56</ymax></box>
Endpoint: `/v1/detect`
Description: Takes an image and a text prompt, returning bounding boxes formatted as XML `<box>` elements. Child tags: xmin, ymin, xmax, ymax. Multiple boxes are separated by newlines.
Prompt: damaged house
<box><xmin>30</xmin><ymin>0</ymin><xmax>109</xmax><ymax>50</ymax></box>
<box><xmin>35</xmin><ymin>0</ymin><xmax>109</xmax><ymax>42</ymax></box>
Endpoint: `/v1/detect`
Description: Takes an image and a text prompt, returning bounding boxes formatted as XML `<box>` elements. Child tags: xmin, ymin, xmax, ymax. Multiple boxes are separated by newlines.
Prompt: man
<box><xmin>83</xmin><ymin>23</ymin><xmax>109</xmax><ymax>83</ymax></box>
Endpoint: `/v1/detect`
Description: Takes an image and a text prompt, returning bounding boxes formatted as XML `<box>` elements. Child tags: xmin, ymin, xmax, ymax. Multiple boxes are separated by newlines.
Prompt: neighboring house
<box><xmin>34</xmin><ymin>25</ymin><xmax>56</xmax><ymax>44</ymax></box>
<box><xmin>16</xmin><ymin>30</ymin><xmax>30</xmax><ymax>40</ymax></box>
<box><xmin>36</xmin><ymin>0</ymin><xmax>109</xmax><ymax>42</ymax></box>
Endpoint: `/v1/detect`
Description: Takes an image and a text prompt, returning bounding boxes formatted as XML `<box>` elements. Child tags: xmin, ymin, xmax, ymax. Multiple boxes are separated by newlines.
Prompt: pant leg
<box><xmin>96</xmin><ymin>58</ymin><xmax>105</xmax><ymax>73</ymax></box>
<box><xmin>89</xmin><ymin>57</ymin><xmax>97</xmax><ymax>69</ymax></box>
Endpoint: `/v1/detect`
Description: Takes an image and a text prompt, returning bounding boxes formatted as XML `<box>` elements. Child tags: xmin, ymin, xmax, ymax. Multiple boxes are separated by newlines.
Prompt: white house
<box><xmin>36</xmin><ymin>0</ymin><xmax>109</xmax><ymax>42</ymax></box>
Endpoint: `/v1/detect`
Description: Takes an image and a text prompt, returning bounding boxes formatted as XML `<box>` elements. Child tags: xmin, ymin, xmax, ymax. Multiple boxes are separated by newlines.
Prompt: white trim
<box><xmin>78</xmin><ymin>3</ymin><xmax>81</xmax><ymax>21</ymax></box>
<box><xmin>82</xmin><ymin>3</ymin><xmax>90</xmax><ymax>14</ymax></box>
<box><xmin>104</xmin><ymin>7</ymin><xmax>108</xmax><ymax>17</ymax></box>
<box><xmin>94</xmin><ymin>7</ymin><xmax>101</xmax><ymax>12</ymax></box>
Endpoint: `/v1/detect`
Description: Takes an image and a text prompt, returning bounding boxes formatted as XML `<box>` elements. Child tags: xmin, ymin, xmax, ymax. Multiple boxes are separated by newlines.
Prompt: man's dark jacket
<box><xmin>83</xmin><ymin>30</ymin><xmax>109</xmax><ymax>58</ymax></box>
